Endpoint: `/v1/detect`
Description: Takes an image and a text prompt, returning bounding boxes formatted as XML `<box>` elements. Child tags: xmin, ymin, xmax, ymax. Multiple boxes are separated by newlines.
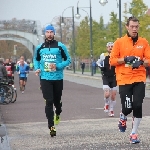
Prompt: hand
<box><xmin>49</xmin><ymin>63</ymin><xmax>56</xmax><ymax>71</ymax></box>
<box><xmin>35</xmin><ymin>69</ymin><xmax>40</xmax><ymax>76</ymax></box>
<box><xmin>124</xmin><ymin>56</ymin><xmax>137</xmax><ymax>64</ymax></box>
<box><xmin>143</xmin><ymin>59</ymin><xmax>149</xmax><ymax>67</ymax></box>
<box><xmin>132</xmin><ymin>60</ymin><xmax>143</xmax><ymax>69</ymax></box>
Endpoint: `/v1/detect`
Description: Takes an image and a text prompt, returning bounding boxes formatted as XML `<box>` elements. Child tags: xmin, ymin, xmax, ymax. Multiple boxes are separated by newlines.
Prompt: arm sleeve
<box><xmin>96</xmin><ymin>53</ymin><xmax>105</xmax><ymax>67</ymax></box>
<box><xmin>144</xmin><ymin>40</ymin><xmax>150</xmax><ymax>65</ymax></box>
<box><xmin>110</xmin><ymin>40</ymin><xmax>121</xmax><ymax>66</ymax></box>
<box><xmin>56</xmin><ymin>43</ymin><xmax>71</xmax><ymax>70</ymax></box>
<box><xmin>33</xmin><ymin>45</ymin><xmax>41</xmax><ymax>71</ymax></box>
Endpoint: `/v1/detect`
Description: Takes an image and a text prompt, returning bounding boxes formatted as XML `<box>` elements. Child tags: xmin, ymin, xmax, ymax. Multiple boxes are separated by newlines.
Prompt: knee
<box><xmin>133</xmin><ymin>104</ymin><xmax>142</xmax><ymax>118</ymax></box>
<box><xmin>111</xmin><ymin>94</ymin><xmax>116</xmax><ymax>100</ymax></box>
<box><xmin>46</xmin><ymin>100</ymin><xmax>53</xmax><ymax>107</ymax></box>
<box><xmin>104</xmin><ymin>89</ymin><xmax>110</xmax><ymax>98</ymax></box>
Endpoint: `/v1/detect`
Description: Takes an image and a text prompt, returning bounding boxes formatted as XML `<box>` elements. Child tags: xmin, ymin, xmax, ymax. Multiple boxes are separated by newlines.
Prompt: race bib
<box><xmin>44</xmin><ymin>62</ymin><xmax>56</xmax><ymax>72</ymax></box>
<box><xmin>7</xmin><ymin>71</ymin><xmax>11</xmax><ymax>74</ymax></box>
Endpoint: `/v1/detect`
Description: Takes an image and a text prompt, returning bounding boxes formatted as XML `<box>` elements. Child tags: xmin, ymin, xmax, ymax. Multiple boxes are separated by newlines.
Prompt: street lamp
<box><xmin>99</xmin><ymin>0</ymin><xmax>122</xmax><ymax>37</ymax></box>
<box><xmin>75</xmin><ymin>0</ymin><xmax>94</xmax><ymax>76</ymax></box>
<box><xmin>61</xmin><ymin>6</ymin><xmax>76</xmax><ymax>74</ymax></box>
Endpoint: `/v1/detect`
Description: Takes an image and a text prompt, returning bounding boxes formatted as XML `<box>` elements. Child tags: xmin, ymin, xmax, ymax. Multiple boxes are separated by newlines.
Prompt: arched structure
<box><xmin>0</xmin><ymin>20</ymin><xmax>44</xmax><ymax>56</ymax></box>
<box><xmin>0</xmin><ymin>37</ymin><xmax>34</xmax><ymax>55</ymax></box>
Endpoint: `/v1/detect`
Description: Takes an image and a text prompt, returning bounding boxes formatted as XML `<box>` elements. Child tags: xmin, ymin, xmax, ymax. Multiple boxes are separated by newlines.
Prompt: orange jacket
<box><xmin>110</xmin><ymin>34</ymin><xmax>150</xmax><ymax>85</ymax></box>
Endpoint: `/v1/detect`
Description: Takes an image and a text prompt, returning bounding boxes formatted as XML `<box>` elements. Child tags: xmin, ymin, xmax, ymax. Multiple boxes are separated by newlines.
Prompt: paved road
<box><xmin>0</xmin><ymin>71</ymin><xmax>150</xmax><ymax>150</ymax></box>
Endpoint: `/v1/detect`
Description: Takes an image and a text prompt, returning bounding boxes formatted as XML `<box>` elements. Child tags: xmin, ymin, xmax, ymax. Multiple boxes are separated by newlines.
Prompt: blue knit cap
<box><xmin>44</xmin><ymin>25</ymin><xmax>55</xmax><ymax>34</ymax></box>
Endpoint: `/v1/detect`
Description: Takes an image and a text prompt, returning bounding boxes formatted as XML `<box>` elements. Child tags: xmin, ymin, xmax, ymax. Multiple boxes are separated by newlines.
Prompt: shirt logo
<box><xmin>136</xmin><ymin>45</ymin><xmax>143</xmax><ymax>49</ymax></box>
<box><xmin>43</xmin><ymin>54</ymin><xmax>56</xmax><ymax>61</ymax></box>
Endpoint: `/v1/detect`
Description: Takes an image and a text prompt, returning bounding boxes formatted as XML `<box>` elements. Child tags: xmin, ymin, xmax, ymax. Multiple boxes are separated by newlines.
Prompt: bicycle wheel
<box><xmin>2</xmin><ymin>85</ymin><xmax>13</xmax><ymax>104</ymax></box>
<box><xmin>11</xmin><ymin>87</ymin><xmax>17</xmax><ymax>103</ymax></box>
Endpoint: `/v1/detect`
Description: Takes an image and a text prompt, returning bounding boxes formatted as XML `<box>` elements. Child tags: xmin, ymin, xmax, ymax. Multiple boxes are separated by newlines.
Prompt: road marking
<box><xmin>90</xmin><ymin>107</ymin><xmax>104</xmax><ymax>110</ymax></box>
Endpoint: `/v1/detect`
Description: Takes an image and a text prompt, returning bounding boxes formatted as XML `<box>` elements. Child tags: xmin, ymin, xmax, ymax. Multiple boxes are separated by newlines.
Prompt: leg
<box><xmin>109</xmin><ymin>89</ymin><xmax>117</xmax><ymax>116</ymax></box>
<box><xmin>109</xmin><ymin>76</ymin><xmax>117</xmax><ymax>116</ymax></box>
<box><xmin>40</xmin><ymin>79</ymin><xmax>54</xmax><ymax>128</ymax></box>
<box><xmin>53</xmin><ymin>80</ymin><xmax>63</xmax><ymax>115</ymax></box>
<box><xmin>118</xmin><ymin>84</ymin><xmax>133</xmax><ymax>132</ymax></box>
<box><xmin>23</xmin><ymin>78</ymin><xmax>27</xmax><ymax>90</ymax></box>
<box><xmin>102</xmin><ymin>76</ymin><xmax>111</xmax><ymax>112</ymax></box>
<box><xmin>119</xmin><ymin>84</ymin><xmax>133</xmax><ymax>116</ymax></box>
<box><xmin>132</xmin><ymin>82</ymin><xmax>144</xmax><ymax>133</ymax></box>
<box><xmin>130</xmin><ymin>82</ymin><xmax>145</xmax><ymax>143</ymax></box>
<box><xmin>19</xmin><ymin>78</ymin><xmax>24</xmax><ymax>91</ymax></box>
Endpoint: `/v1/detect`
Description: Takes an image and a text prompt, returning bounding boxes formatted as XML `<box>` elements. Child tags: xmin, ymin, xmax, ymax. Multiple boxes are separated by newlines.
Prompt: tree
<box><xmin>75</xmin><ymin>17</ymin><xmax>90</xmax><ymax>58</ymax></box>
<box><xmin>123</xmin><ymin>0</ymin><xmax>150</xmax><ymax>41</ymax></box>
<box><xmin>107</xmin><ymin>12</ymin><xmax>119</xmax><ymax>41</ymax></box>
<box><xmin>92</xmin><ymin>16</ymin><xmax>107</xmax><ymax>58</ymax></box>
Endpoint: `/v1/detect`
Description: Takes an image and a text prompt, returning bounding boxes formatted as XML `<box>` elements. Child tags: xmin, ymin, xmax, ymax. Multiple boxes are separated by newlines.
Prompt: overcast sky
<box><xmin>0</xmin><ymin>0</ymin><xmax>150</xmax><ymax>27</ymax></box>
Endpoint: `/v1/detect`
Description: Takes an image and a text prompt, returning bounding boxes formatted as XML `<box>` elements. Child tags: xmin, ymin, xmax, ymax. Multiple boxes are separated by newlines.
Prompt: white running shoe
<box><xmin>104</xmin><ymin>105</ymin><xmax>109</xmax><ymax>113</ymax></box>
<box><xmin>108</xmin><ymin>111</ymin><xmax>114</xmax><ymax>117</ymax></box>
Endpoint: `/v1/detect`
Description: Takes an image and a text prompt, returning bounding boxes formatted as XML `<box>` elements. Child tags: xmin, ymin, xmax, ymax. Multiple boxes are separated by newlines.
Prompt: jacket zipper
<box><xmin>49</xmin><ymin>41</ymin><xmax>50</xmax><ymax>51</ymax></box>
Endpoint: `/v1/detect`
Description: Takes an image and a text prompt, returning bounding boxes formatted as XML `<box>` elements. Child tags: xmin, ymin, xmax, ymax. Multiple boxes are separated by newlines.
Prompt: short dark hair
<box><xmin>126</xmin><ymin>16</ymin><xmax>139</xmax><ymax>26</ymax></box>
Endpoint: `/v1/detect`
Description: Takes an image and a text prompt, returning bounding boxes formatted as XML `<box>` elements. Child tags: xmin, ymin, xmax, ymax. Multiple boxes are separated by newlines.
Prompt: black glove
<box><xmin>132</xmin><ymin>60</ymin><xmax>143</xmax><ymax>69</ymax></box>
<box><xmin>124</xmin><ymin>56</ymin><xmax>137</xmax><ymax>64</ymax></box>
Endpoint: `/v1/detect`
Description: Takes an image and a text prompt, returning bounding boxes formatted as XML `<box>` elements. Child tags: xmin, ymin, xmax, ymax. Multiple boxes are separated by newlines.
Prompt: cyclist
<box><xmin>0</xmin><ymin>58</ymin><xmax>7</xmax><ymax>78</ymax></box>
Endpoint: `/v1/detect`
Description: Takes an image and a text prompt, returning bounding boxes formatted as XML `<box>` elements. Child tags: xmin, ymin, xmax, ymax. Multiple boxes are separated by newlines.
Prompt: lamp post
<box><xmin>75</xmin><ymin>0</ymin><xmax>94</xmax><ymax>76</ymax></box>
<box><xmin>61</xmin><ymin>6</ymin><xmax>76</xmax><ymax>74</ymax></box>
<box><xmin>59</xmin><ymin>16</ymin><xmax>62</xmax><ymax>42</ymax></box>
<box><xmin>99</xmin><ymin>0</ymin><xmax>122</xmax><ymax>37</ymax></box>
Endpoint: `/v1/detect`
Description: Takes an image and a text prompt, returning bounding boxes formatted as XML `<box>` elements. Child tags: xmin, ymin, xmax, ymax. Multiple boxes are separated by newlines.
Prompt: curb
<box><xmin>0</xmin><ymin>108</ymin><xmax>11</xmax><ymax>150</ymax></box>
<box><xmin>65</xmin><ymin>72</ymin><xmax>101</xmax><ymax>80</ymax></box>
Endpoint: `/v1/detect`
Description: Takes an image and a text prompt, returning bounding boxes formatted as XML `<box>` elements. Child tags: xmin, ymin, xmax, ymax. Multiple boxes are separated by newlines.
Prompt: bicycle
<box><xmin>8</xmin><ymin>79</ymin><xmax>17</xmax><ymax>103</ymax></box>
<box><xmin>0</xmin><ymin>78</ymin><xmax>13</xmax><ymax>104</ymax></box>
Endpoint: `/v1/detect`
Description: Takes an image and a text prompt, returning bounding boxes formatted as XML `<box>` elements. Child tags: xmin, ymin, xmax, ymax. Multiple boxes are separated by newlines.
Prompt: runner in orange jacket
<box><xmin>110</xmin><ymin>16</ymin><xmax>150</xmax><ymax>144</ymax></box>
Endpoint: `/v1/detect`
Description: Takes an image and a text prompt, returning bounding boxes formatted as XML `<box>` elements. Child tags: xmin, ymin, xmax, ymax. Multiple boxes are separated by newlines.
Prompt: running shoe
<box><xmin>50</xmin><ymin>126</ymin><xmax>56</xmax><ymax>137</ymax></box>
<box><xmin>118</xmin><ymin>113</ymin><xmax>127</xmax><ymax>132</ymax></box>
<box><xmin>104</xmin><ymin>105</ymin><xmax>109</xmax><ymax>113</ymax></box>
<box><xmin>130</xmin><ymin>133</ymin><xmax>140</xmax><ymax>144</ymax></box>
<box><xmin>108</xmin><ymin>111</ymin><xmax>114</xmax><ymax>117</ymax></box>
<box><xmin>54</xmin><ymin>114</ymin><xmax>60</xmax><ymax>125</ymax></box>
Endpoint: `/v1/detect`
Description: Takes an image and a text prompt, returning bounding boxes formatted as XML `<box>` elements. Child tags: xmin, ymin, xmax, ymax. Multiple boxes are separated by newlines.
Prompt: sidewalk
<box><xmin>64</xmin><ymin>70</ymin><xmax>150</xmax><ymax>84</ymax></box>
<box><xmin>0</xmin><ymin>72</ymin><xmax>150</xmax><ymax>150</ymax></box>
<box><xmin>0</xmin><ymin>109</ymin><xmax>10</xmax><ymax>150</ymax></box>
<box><xmin>64</xmin><ymin>70</ymin><xmax>150</xmax><ymax>98</ymax></box>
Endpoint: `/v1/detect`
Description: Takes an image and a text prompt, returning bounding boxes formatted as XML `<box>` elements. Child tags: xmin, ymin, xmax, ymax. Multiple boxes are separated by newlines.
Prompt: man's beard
<box><xmin>46</xmin><ymin>36</ymin><xmax>54</xmax><ymax>40</ymax></box>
